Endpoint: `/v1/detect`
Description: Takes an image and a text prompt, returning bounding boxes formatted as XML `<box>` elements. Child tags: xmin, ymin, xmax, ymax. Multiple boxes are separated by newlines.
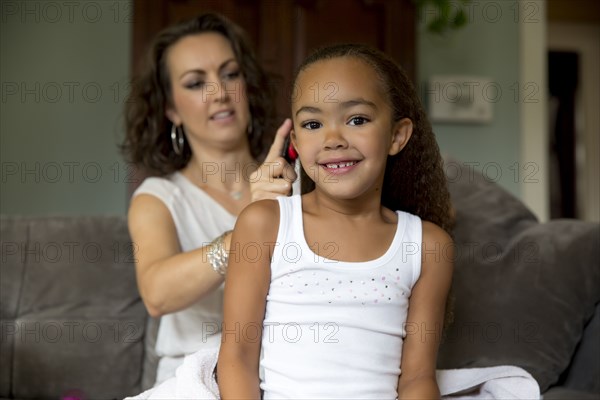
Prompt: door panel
<box><xmin>132</xmin><ymin>0</ymin><xmax>415</xmax><ymax>114</ymax></box>
<box><xmin>130</xmin><ymin>0</ymin><xmax>415</xmax><ymax>194</ymax></box>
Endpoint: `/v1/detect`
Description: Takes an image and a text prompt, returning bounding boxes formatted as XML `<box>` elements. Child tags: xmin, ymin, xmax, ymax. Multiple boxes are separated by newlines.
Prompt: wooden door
<box><xmin>129</xmin><ymin>0</ymin><xmax>415</xmax><ymax>193</ymax></box>
<box><xmin>132</xmin><ymin>0</ymin><xmax>415</xmax><ymax>116</ymax></box>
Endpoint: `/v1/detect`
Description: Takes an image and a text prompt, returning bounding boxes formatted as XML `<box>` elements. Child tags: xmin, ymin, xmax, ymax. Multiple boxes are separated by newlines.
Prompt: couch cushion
<box><xmin>1</xmin><ymin>218</ymin><xmax>28</xmax><ymax>397</ymax></box>
<box><xmin>0</xmin><ymin>216</ymin><xmax>147</xmax><ymax>399</ymax></box>
<box><xmin>437</xmin><ymin>160</ymin><xmax>600</xmax><ymax>393</ymax></box>
<box><xmin>557</xmin><ymin>303</ymin><xmax>600</xmax><ymax>394</ymax></box>
<box><xmin>542</xmin><ymin>387</ymin><xmax>600</xmax><ymax>400</ymax></box>
<box><xmin>141</xmin><ymin>317</ymin><xmax>160</xmax><ymax>391</ymax></box>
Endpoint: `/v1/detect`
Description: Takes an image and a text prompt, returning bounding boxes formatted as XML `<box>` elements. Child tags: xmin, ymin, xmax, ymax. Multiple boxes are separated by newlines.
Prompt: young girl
<box><xmin>217</xmin><ymin>44</ymin><xmax>454</xmax><ymax>399</ymax></box>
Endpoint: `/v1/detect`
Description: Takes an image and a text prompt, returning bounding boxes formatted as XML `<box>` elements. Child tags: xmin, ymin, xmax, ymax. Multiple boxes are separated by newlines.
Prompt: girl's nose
<box><xmin>323</xmin><ymin>127</ymin><xmax>348</xmax><ymax>150</ymax></box>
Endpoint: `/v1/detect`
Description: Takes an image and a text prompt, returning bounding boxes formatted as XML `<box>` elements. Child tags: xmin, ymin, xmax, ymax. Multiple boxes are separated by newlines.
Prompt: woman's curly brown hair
<box><xmin>293</xmin><ymin>44</ymin><xmax>453</xmax><ymax>234</ymax></box>
<box><xmin>122</xmin><ymin>13</ymin><xmax>275</xmax><ymax>176</ymax></box>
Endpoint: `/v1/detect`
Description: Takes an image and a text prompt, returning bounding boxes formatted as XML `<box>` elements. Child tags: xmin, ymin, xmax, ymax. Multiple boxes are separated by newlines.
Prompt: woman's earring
<box><xmin>171</xmin><ymin>124</ymin><xmax>185</xmax><ymax>155</ymax></box>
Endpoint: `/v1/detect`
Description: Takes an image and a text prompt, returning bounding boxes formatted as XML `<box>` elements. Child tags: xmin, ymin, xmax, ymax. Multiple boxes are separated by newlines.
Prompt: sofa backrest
<box><xmin>1</xmin><ymin>216</ymin><xmax>149</xmax><ymax>399</ymax></box>
<box><xmin>440</xmin><ymin>159</ymin><xmax>600</xmax><ymax>393</ymax></box>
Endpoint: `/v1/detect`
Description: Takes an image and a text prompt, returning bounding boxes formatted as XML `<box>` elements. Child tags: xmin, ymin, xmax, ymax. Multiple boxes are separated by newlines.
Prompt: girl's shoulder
<box><xmin>236</xmin><ymin>199</ymin><xmax>280</xmax><ymax>230</ymax></box>
<box><xmin>421</xmin><ymin>220</ymin><xmax>452</xmax><ymax>247</ymax></box>
<box><xmin>242</xmin><ymin>198</ymin><xmax>280</xmax><ymax>217</ymax></box>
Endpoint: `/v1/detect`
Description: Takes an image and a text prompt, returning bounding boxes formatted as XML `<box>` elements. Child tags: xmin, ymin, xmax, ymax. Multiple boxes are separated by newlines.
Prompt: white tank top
<box><xmin>260</xmin><ymin>195</ymin><xmax>422</xmax><ymax>399</ymax></box>
<box><xmin>133</xmin><ymin>172</ymin><xmax>236</xmax><ymax>382</ymax></box>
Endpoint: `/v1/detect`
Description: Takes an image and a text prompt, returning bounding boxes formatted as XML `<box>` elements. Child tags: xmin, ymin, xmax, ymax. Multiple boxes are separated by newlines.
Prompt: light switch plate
<box><xmin>428</xmin><ymin>76</ymin><xmax>494</xmax><ymax>123</ymax></box>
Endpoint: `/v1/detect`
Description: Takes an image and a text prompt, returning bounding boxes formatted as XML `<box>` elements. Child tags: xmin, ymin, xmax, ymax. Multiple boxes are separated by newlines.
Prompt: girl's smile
<box><xmin>319</xmin><ymin>158</ymin><xmax>361</xmax><ymax>175</ymax></box>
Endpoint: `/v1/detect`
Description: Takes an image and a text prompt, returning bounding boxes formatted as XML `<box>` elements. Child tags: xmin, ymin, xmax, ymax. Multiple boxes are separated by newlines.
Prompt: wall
<box><xmin>1</xmin><ymin>0</ymin><xmax>553</xmax><ymax>218</ymax></box>
<box><xmin>1</xmin><ymin>0</ymin><xmax>131</xmax><ymax>216</ymax></box>
<box><xmin>417</xmin><ymin>0</ymin><xmax>524</xmax><ymax>198</ymax></box>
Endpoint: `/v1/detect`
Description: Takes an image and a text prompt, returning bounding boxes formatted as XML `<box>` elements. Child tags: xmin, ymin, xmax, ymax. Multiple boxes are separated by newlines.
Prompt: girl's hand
<box><xmin>250</xmin><ymin>119</ymin><xmax>298</xmax><ymax>201</ymax></box>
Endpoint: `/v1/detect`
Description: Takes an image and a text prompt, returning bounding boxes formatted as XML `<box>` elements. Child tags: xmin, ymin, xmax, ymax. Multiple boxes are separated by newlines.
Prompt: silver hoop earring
<box><xmin>171</xmin><ymin>124</ymin><xmax>184</xmax><ymax>155</ymax></box>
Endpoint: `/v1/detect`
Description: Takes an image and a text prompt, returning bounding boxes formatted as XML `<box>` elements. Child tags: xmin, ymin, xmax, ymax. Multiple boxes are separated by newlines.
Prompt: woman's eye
<box><xmin>348</xmin><ymin>116</ymin><xmax>369</xmax><ymax>126</ymax></box>
<box><xmin>185</xmin><ymin>81</ymin><xmax>204</xmax><ymax>89</ymax></box>
<box><xmin>301</xmin><ymin>121</ymin><xmax>322</xmax><ymax>130</ymax></box>
<box><xmin>223</xmin><ymin>70</ymin><xmax>241</xmax><ymax>81</ymax></box>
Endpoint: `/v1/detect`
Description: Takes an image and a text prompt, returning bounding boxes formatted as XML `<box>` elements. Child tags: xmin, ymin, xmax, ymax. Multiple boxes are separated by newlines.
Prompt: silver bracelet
<box><xmin>207</xmin><ymin>231</ymin><xmax>232</xmax><ymax>276</ymax></box>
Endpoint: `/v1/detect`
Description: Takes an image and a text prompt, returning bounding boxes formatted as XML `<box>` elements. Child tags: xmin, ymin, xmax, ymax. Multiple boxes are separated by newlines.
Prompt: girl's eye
<box><xmin>301</xmin><ymin>121</ymin><xmax>322</xmax><ymax>130</ymax></box>
<box><xmin>348</xmin><ymin>116</ymin><xmax>369</xmax><ymax>126</ymax></box>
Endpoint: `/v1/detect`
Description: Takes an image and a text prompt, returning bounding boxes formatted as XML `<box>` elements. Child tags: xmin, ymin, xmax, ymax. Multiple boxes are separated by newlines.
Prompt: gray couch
<box><xmin>1</xmin><ymin>162</ymin><xmax>598</xmax><ymax>399</ymax></box>
<box><xmin>0</xmin><ymin>216</ymin><xmax>158</xmax><ymax>399</ymax></box>
<box><xmin>437</xmin><ymin>160</ymin><xmax>600</xmax><ymax>399</ymax></box>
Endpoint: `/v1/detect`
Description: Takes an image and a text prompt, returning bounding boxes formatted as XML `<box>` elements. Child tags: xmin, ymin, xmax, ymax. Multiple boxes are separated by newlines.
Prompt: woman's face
<box><xmin>165</xmin><ymin>32</ymin><xmax>251</xmax><ymax>153</ymax></box>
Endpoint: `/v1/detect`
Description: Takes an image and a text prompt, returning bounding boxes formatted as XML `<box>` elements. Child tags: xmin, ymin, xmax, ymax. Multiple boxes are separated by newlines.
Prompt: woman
<box><xmin>121</xmin><ymin>13</ymin><xmax>296</xmax><ymax>385</ymax></box>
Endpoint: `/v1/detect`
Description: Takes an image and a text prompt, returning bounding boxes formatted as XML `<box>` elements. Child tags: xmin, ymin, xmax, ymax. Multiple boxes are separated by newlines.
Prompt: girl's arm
<box><xmin>217</xmin><ymin>200</ymin><xmax>279</xmax><ymax>399</ymax></box>
<box><xmin>128</xmin><ymin>194</ymin><xmax>228</xmax><ymax>317</ymax></box>
<box><xmin>397</xmin><ymin>221</ymin><xmax>454</xmax><ymax>400</ymax></box>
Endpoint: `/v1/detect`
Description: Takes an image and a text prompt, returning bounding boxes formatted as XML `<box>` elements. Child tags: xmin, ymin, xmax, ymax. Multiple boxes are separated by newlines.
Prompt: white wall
<box><xmin>519</xmin><ymin>0</ymin><xmax>549</xmax><ymax>221</ymax></box>
<box><xmin>418</xmin><ymin>0</ymin><xmax>550</xmax><ymax>221</ymax></box>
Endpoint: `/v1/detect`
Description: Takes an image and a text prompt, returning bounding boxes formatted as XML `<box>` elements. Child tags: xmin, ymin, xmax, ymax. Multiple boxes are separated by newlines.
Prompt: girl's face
<box><xmin>165</xmin><ymin>32</ymin><xmax>251</xmax><ymax>153</ymax></box>
<box><xmin>291</xmin><ymin>57</ymin><xmax>411</xmax><ymax>201</ymax></box>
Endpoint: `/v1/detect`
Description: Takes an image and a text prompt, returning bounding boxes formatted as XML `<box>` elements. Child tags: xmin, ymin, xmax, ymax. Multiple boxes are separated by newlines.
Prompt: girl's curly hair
<box><xmin>122</xmin><ymin>13</ymin><xmax>275</xmax><ymax>176</ymax></box>
<box><xmin>293</xmin><ymin>44</ymin><xmax>453</xmax><ymax>234</ymax></box>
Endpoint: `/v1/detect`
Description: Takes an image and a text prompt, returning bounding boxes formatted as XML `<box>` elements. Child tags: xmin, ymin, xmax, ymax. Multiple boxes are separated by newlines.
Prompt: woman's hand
<box><xmin>250</xmin><ymin>119</ymin><xmax>298</xmax><ymax>201</ymax></box>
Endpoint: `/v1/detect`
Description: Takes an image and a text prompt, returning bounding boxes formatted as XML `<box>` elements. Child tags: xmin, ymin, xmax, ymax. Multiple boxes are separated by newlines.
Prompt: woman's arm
<box><xmin>397</xmin><ymin>221</ymin><xmax>453</xmax><ymax>400</ymax></box>
<box><xmin>130</xmin><ymin>121</ymin><xmax>295</xmax><ymax>317</ymax></box>
<box><xmin>217</xmin><ymin>200</ymin><xmax>278</xmax><ymax>399</ymax></box>
<box><xmin>128</xmin><ymin>194</ymin><xmax>228</xmax><ymax>317</ymax></box>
